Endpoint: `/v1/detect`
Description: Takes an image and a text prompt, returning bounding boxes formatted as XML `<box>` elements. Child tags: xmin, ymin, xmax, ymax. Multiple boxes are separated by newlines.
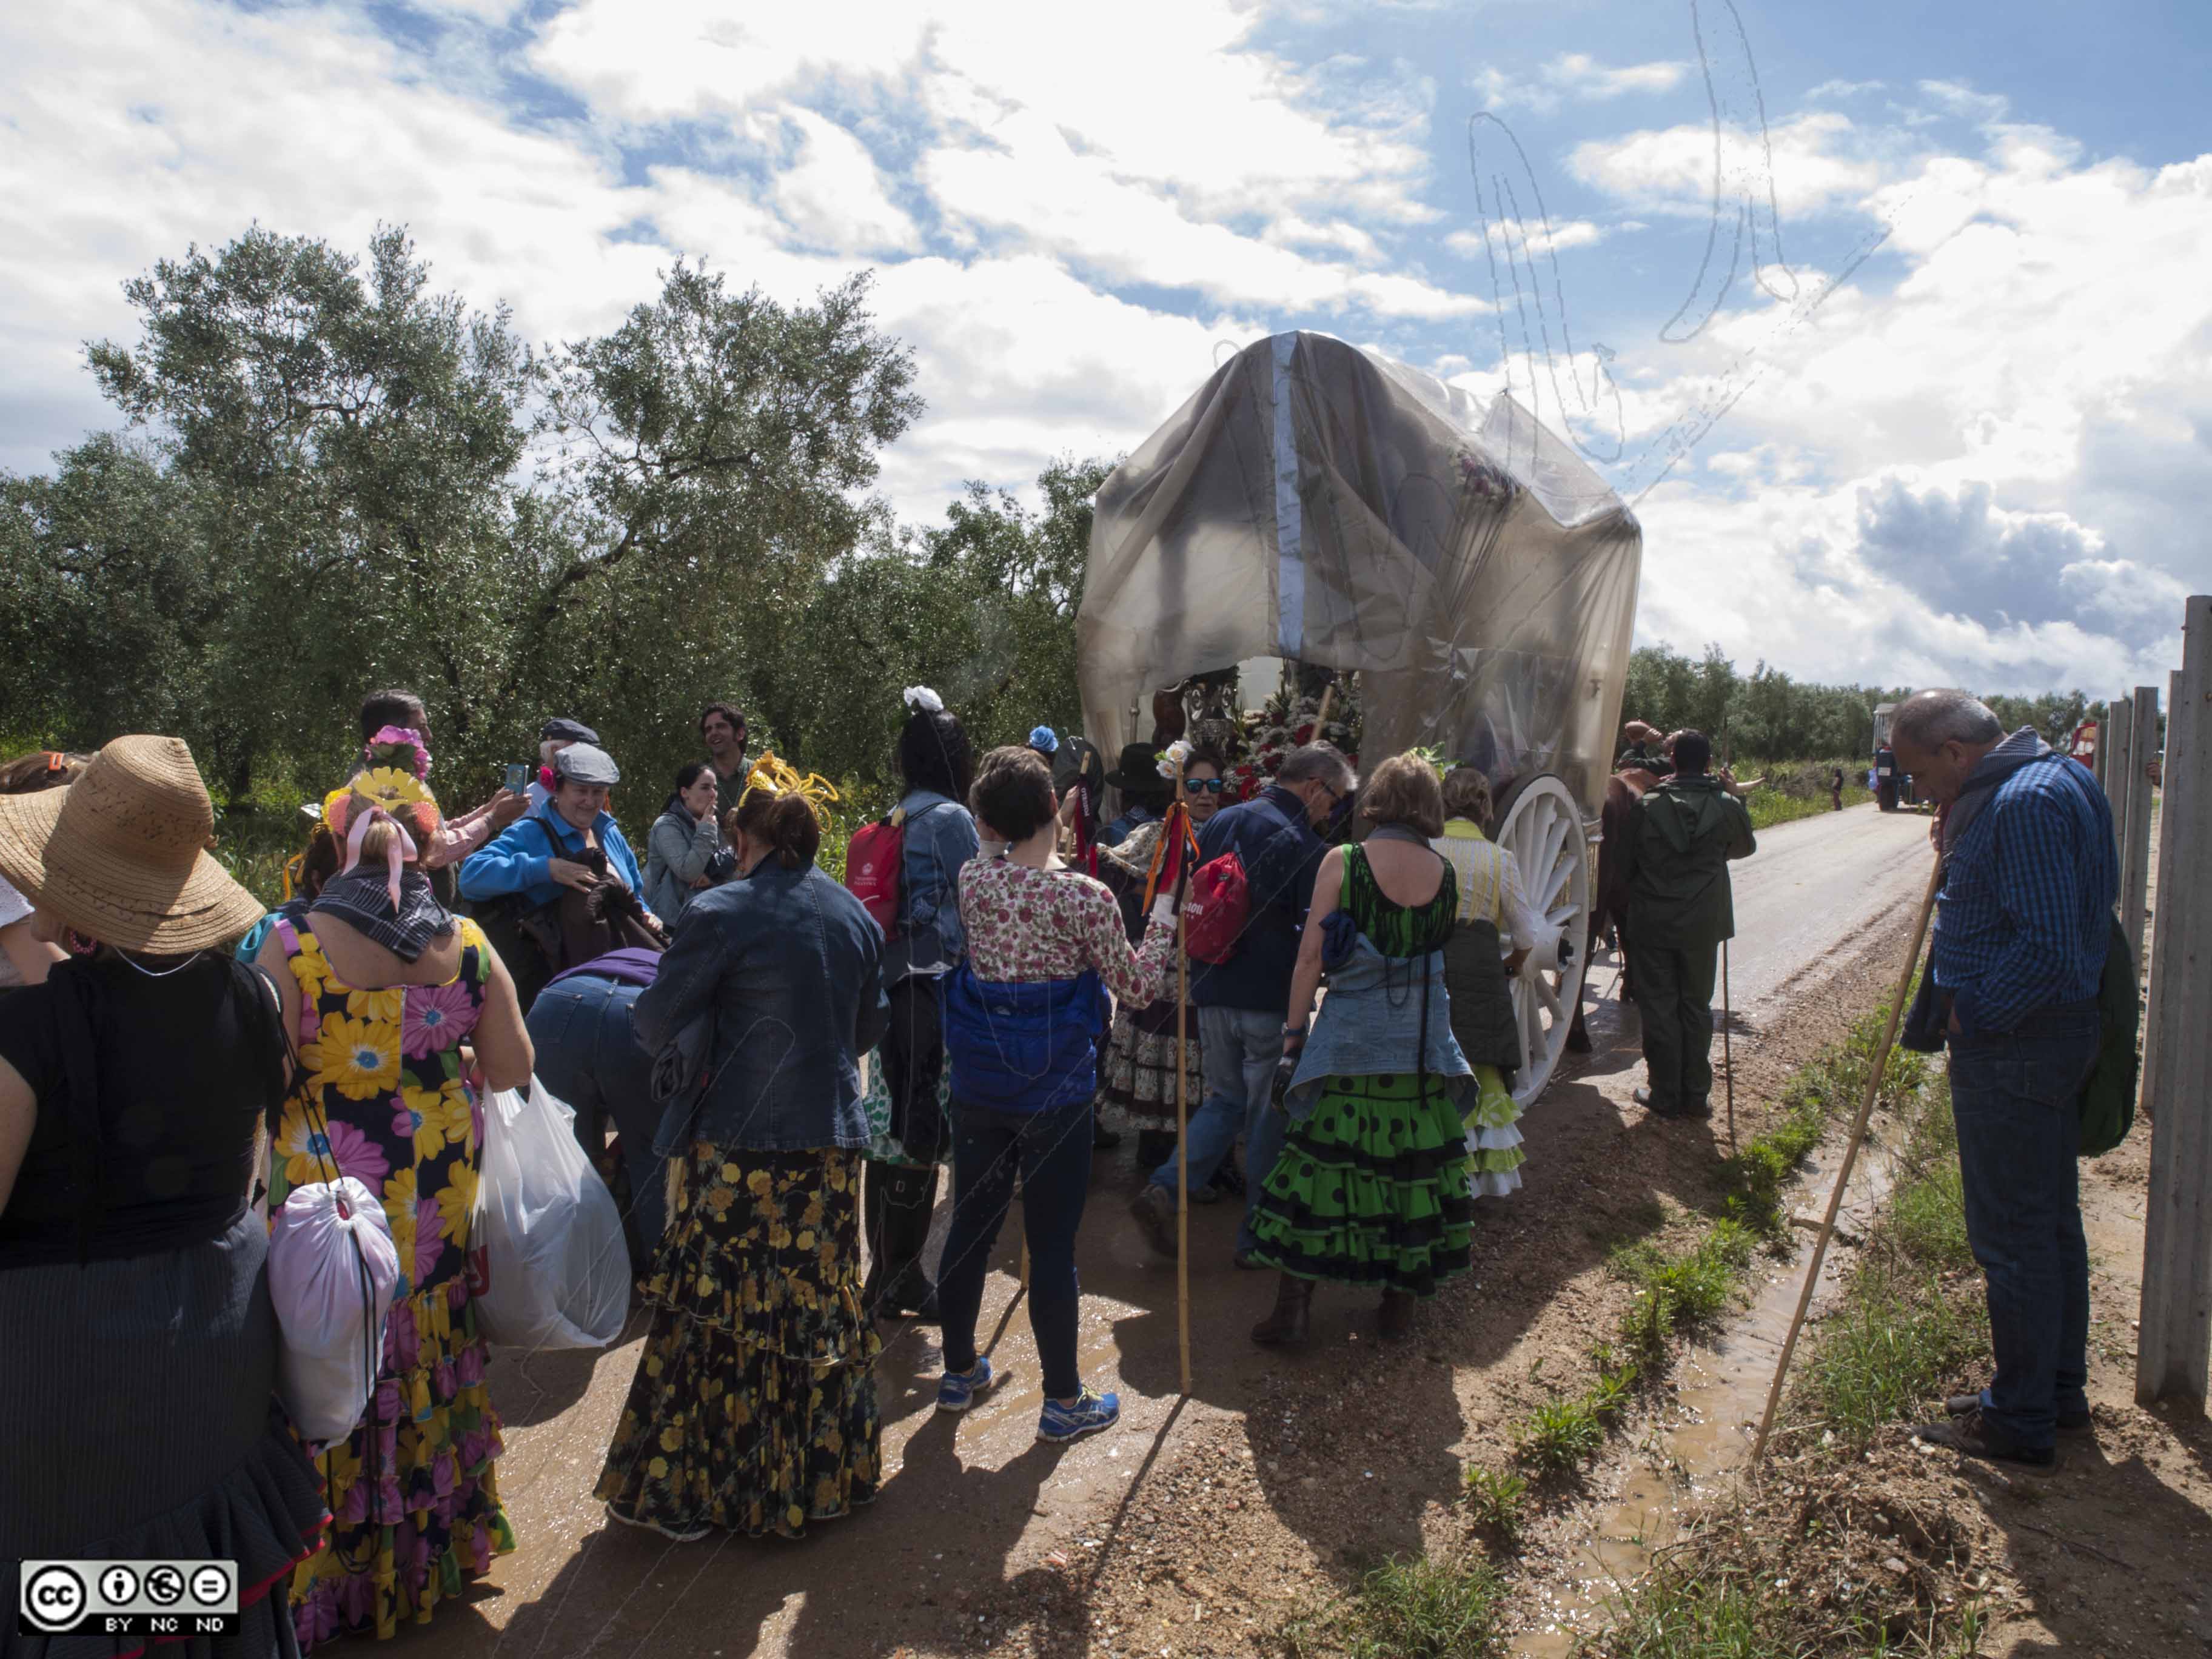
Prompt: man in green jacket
<box><xmin>1618</xmin><ymin>729</ymin><xmax>1756</xmax><ymax>1119</ymax></box>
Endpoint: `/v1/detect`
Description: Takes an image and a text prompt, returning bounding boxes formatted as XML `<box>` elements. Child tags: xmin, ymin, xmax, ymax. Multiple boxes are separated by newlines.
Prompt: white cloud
<box><xmin>1808</xmin><ymin>78</ymin><xmax>1885</xmax><ymax>99</ymax></box>
<box><xmin>1917</xmin><ymin>78</ymin><xmax>2010</xmax><ymax>123</ymax></box>
<box><xmin>1474</xmin><ymin>52</ymin><xmax>1690</xmax><ymax>115</ymax></box>
<box><xmin>753</xmin><ymin>107</ymin><xmax>922</xmax><ymax>255</ymax></box>
<box><xmin>1569</xmin><ymin>110</ymin><xmax>1889</xmax><ymax>217</ymax></box>
<box><xmin>1444</xmin><ymin>219</ymin><xmax>1609</xmax><ymax>258</ymax></box>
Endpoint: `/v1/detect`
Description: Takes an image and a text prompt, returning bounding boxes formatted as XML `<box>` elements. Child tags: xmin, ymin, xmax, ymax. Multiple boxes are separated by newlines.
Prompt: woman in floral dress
<box><xmin>256</xmin><ymin>788</ymin><xmax>534</xmax><ymax>1649</ymax></box>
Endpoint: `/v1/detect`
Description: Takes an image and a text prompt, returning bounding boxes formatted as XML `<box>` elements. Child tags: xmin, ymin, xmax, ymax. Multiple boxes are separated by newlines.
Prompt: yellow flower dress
<box><xmin>594</xmin><ymin>1144</ymin><xmax>881</xmax><ymax>1541</ymax></box>
<box><xmin>267</xmin><ymin>914</ymin><xmax>514</xmax><ymax>1649</ymax></box>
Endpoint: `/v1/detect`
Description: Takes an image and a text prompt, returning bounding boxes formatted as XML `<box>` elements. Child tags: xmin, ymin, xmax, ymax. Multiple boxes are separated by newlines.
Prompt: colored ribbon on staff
<box><xmin>1141</xmin><ymin>798</ymin><xmax>1200</xmax><ymax>910</ymax></box>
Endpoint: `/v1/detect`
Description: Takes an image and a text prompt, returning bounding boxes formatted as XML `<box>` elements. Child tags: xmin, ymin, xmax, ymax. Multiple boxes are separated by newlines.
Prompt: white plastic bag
<box><xmin>471</xmin><ymin>1076</ymin><xmax>629</xmax><ymax>1350</ymax></box>
<box><xmin>268</xmin><ymin>1176</ymin><xmax>401</xmax><ymax>1444</ymax></box>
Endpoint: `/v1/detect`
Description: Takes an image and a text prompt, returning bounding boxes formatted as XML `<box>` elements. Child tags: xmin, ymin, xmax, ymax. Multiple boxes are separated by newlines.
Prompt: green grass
<box><xmin>1461</xmin><ymin>1468</ymin><xmax>1529</xmax><ymax>1546</ymax></box>
<box><xmin>1593</xmin><ymin>1565</ymin><xmax>1986</xmax><ymax>1658</ymax></box>
<box><xmin>1519</xmin><ymin>1396</ymin><xmax>1607</xmax><ymax>1472</ymax></box>
<box><xmin>1800</xmin><ymin>1076</ymin><xmax>1986</xmax><ymax>1446</ymax></box>
<box><xmin>1583</xmin><ymin>1059</ymin><xmax>1994</xmax><ymax>1657</ymax></box>
<box><xmin>1281</xmin><ymin>1555</ymin><xmax>1506</xmax><ymax>1659</ymax></box>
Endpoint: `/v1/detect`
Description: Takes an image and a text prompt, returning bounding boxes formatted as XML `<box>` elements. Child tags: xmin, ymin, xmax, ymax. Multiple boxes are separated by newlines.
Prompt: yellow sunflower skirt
<box><xmin>594</xmin><ymin>1144</ymin><xmax>882</xmax><ymax>1541</ymax></box>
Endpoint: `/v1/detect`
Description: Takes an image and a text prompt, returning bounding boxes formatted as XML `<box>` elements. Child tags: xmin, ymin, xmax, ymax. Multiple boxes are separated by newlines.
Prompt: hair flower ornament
<box><xmin>366</xmin><ymin>725</ymin><xmax>432</xmax><ymax>782</ymax></box>
<box><xmin>1028</xmin><ymin>725</ymin><xmax>1059</xmax><ymax>754</ymax></box>
<box><xmin>902</xmin><ymin>686</ymin><xmax>945</xmax><ymax>714</ymax></box>
<box><xmin>1157</xmin><ymin>739</ymin><xmax>1194</xmax><ymax>780</ymax></box>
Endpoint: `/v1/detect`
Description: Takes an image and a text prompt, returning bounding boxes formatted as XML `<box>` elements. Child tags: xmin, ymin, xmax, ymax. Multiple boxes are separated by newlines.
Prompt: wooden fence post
<box><xmin>2121</xmin><ymin>685</ymin><xmax>2160</xmax><ymax>972</ymax></box>
<box><xmin>2137</xmin><ymin>595</ymin><xmax>2212</xmax><ymax>1409</ymax></box>
<box><xmin>2139</xmin><ymin>669</ymin><xmax>2184</xmax><ymax>1128</ymax></box>
<box><xmin>2105</xmin><ymin>694</ymin><xmax>2134</xmax><ymax>865</ymax></box>
<box><xmin>2093</xmin><ymin>701</ymin><xmax>2109</xmax><ymax>791</ymax></box>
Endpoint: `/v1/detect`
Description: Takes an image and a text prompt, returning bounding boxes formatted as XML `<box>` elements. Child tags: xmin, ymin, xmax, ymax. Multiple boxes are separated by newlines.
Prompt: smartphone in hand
<box><xmin>503</xmin><ymin>763</ymin><xmax>530</xmax><ymax>794</ymax></box>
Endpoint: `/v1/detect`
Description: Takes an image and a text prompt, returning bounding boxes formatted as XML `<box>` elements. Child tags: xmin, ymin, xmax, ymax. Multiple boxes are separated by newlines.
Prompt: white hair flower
<box><xmin>1156</xmin><ymin>738</ymin><xmax>1194</xmax><ymax>779</ymax></box>
<box><xmin>902</xmin><ymin>685</ymin><xmax>945</xmax><ymax>714</ymax></box>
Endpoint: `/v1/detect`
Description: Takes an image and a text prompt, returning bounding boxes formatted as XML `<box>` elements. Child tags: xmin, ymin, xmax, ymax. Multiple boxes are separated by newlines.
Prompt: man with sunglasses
<box><xmin>1130</xmin><ymin>743</ymin><xmax>1355</xmax><ymax>1267</ymax></box>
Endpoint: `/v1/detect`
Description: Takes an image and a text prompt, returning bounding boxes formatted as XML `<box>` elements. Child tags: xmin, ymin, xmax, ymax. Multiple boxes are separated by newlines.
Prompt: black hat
<box><xmin>1103</xmin><ymin>742</ymin><xmax>1164</xmax><ymax>791</ymax></box>
<box><xmin>540</xmin><ymin>717</ymin><xmax>599</xmax><ymax>745</ymax></box>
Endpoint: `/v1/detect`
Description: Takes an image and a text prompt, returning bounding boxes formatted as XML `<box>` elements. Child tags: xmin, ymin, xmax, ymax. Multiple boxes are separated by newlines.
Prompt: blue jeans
<box><xmin>937</xmin><ymin>1096</ymin><xmax>1093</xmax><ymax>1400</ymax></box>
<box><xmin>526</xmin><ymin>976</ymin><xmax>666</xmax><ymax>1262</ymax></box>
<box><xmin>1150</xmin><ymin>1006</ymin><xmax>1289</xmax><ymax>1256</ymax></box>
<box><xmin>1948</xmin><ymin>1010</ymin><xmax>2100</xmax><ymax>1452</ymax></box>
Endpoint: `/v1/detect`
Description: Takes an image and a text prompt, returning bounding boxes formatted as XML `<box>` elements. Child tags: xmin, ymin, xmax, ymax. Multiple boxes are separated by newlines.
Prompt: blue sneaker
<box><xmin>936</xmin><ymin>1357</ymin><xmax>997</xmax><ymax>1413</ymax></box>
<box><xmin>1038</xmin><ymin>1386</ymin><xmax>1119</xmax><ymax>1443</ymax></box>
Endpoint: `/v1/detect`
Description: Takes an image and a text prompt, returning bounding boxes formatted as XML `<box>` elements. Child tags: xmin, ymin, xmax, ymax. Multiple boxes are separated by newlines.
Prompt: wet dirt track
<box><xmin>420</xmin><ymin>803</ymin><xmax>1937</xmax><ymax>1659</ymax></box>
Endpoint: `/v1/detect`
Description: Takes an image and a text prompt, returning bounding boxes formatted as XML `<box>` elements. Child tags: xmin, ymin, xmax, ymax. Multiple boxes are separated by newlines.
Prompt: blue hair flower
<box><xmin>1028</xmin><ymin>725</ymin><xmax>1059</xmax><ymax>754</ymax></box>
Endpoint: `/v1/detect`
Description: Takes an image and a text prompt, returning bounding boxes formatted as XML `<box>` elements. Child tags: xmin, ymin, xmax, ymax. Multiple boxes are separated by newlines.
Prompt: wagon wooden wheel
<box><xmin>1491</xmin><ymin>773</ymin><xmax>1592</xmax><ymax>1107</ymax></box>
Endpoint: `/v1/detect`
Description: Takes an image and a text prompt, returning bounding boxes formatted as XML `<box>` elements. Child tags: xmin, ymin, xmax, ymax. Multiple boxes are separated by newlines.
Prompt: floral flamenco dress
<box><xmin>267</xmin><ymin>914</ymin><xmax>515</xmax><ymax>1649</ymax></box>
<box><xmin>1249</xmin><ymin>841</ymin><xmax>1477</xmax><ymax>1297</ymax></box>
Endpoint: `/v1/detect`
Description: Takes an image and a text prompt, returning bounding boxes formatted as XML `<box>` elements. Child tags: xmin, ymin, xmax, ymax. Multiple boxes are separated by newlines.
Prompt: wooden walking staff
<box><xmin>1721</xmin><ymin>942</ymin><xmax>1736</xmax><ymax>1153</ymax></box>
<box><xmin>1751</xmin><ymin>851</ymin><xmax>1944</xmax><ymax>1464</ymax></box>
<box><xmin>1171</xmin><ymin>747</ymin><xmax>1195</xmax><ymax>1398</ymax></box>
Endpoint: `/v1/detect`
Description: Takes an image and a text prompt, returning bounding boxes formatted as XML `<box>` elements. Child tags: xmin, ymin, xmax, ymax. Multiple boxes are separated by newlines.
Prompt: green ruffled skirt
<box><xmin>1249</xmin><ymin>1072</ymin><xmax>1475</xmax><ymax>1298</ymax></box>
<box><xmin>594</xmin><ymin>1143</ymin><xmax>880</xmax><ymax>1541</ymax></box>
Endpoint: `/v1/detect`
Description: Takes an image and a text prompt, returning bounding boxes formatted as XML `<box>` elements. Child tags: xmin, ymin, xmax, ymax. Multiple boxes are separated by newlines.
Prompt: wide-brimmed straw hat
<box><xmin>0</xmin><ymin>734</ymin><xmax>266</xmax><ymax>953</ymax></box>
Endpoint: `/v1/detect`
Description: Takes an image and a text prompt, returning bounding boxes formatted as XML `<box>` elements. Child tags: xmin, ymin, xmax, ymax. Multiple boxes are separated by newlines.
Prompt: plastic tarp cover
<box><xmin>1078</xmin><ymin>331</ymin><xmax>1641</xmax><ymax>819</ymax></box>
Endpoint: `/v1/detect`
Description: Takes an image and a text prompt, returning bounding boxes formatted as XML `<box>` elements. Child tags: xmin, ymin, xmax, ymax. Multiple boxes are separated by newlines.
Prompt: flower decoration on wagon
<box><xmin>736</xmin><ymin>751</ymin><xmax>841</xmax><ymax>825</ymax></box>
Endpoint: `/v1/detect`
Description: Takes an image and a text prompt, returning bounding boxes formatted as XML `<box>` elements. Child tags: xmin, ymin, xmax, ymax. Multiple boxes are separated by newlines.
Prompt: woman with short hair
<box><xmin>597</xmin><ymin>766</ymin><xmax>890</xmax><ymax>1540</ymax></box>
<box><xmin>934</xmin><ymin>746</ymin><xmax>1179</xmax><ymax>1441</ymax></box>
<box><xmin>1247</xmin><ymin>751</ymin><xmax>1481</xmax><ymax>1347</ymax></box>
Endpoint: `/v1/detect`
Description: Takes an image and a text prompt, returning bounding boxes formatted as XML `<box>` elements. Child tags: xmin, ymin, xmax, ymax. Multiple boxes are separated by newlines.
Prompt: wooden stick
<box><xmin>1314</xmin><ymin>680</ymin><xmax>1336</xmax><ymax>737</ymax></box>
<box><xmin>1751</xmin><ymin>851</ymin><xmax>1943</xmax><ymax>1464</ymax></box>
<box><xmin>1721</xmin><ymin>940</ymin><xmax>1736</xmax><ymax>1155</ymax></box>
<box><xmin>1021</xmin><ymin>1241</ymin><xmax>1030</xmax><ymax>1292</ymax></box>
<box><xmin>1173</xmin><ymin>754</ymin><xmax>1193</xmax><ymax>1398</ymax></box>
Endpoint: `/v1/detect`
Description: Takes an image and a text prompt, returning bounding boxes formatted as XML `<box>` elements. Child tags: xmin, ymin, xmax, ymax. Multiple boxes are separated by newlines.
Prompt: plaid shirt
<box><xmin>1932</xmin><ymin>751</ymin><xmax>2116</xmax><ymax>1036</ymax></box>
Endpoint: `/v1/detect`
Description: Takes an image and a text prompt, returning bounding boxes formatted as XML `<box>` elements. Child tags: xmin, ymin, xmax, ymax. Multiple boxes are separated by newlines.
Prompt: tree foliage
<box><xmin>1620</xmin><ymin>641</ymin><xmax>2099</xmax><ymax>760</ymax></box>
<box><xmin>5</xmin><ymin>223</ymin><xmax>2108</xmax><ymax>832</ymax></box>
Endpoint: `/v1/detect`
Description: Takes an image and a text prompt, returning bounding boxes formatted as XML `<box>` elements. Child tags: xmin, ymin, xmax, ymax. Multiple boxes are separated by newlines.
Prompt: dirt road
<box><xmin>429</xmin><ymin>803</ymin><xmax>1934</xmax><ymax>1659</ymax></box>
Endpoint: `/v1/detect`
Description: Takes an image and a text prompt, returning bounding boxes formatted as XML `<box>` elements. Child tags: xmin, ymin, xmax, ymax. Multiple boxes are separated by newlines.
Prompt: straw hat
<box><xmin>0</xmin><ymin>735</ymin><xmax>266</xmax><ymax>953</ymax></box>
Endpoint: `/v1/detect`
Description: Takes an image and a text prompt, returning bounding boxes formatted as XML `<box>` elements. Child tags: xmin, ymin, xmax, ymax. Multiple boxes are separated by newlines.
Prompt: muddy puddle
<box><xmin>1514</xmin><ymin>1121</ymin><xmax>1903</xmax><ymax>1655</ymax></box>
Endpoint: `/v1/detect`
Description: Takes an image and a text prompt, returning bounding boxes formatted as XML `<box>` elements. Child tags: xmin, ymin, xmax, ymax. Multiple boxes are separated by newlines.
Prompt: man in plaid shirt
<box><xmin>1892</xmin><ymin>689</ymin><xmax>2116</xmax><ymax>1470</ymax></box>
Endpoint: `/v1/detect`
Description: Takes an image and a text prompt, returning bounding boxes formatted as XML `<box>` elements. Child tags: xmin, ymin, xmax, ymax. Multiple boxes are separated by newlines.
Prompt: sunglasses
<box><xmin>1182</xmin><ymin>777</ymin><xmax>1227</xmax><ymax>794</ymax></box>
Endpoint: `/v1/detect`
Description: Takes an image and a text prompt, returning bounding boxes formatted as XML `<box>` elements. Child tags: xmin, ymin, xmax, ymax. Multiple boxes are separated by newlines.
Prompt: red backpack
<box><xmin>843</xmin><ymin>811</ymin><xmax>908</xmax><ymax>936</ymax></box>
<box><xmin>1182</xmin><ymin>850</ymin><xmax>1250</xmax><ymax>965</ymax></box>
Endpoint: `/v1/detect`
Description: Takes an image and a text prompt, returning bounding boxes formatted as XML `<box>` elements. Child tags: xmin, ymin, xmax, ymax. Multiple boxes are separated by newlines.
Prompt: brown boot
<box><xmin>1378</xmin><ymin>1287</ymin><xmax>1416</xmax><ymax>1342</ymax></box>
<box><xmin>1251</xmin><ymin>1273</ymin><xmax>1314</xmax><ymax>1347</ymax></box>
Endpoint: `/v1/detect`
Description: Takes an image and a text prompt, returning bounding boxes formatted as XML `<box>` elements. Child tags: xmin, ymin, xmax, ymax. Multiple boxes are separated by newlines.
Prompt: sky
<box><xmin>4</xmin><ymin>0</ymin><xmax>2209</xmax><ymax>697</ymax></box>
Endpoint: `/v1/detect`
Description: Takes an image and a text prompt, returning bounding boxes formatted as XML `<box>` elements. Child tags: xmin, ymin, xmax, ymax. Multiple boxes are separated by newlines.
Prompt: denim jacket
<box><xmin>883</xmin><ymin>789</ymin><xmax>980</xmax><ymax>984</ymax></box>
<box><xmin>635</xmin><ymin>860</ymin><xmax>890</xmax><ymax>1153</ymax></box>
<box><xmin>1282</xmin><ymin>933</ymin><xmax>1474</xmax><ymax>1123</ymax></box>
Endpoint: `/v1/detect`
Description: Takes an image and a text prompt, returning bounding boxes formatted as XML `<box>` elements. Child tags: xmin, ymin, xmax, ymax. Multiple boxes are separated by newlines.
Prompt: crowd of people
<box><xmin>0</xmin><ymin>673</ymin><xmax>1569</xmax><ymax>1632</ymax></box>
<box><xmin>0</xmin><ymin>666</ymin><xmax>2130</xmax><ymax>1657</ymax></box>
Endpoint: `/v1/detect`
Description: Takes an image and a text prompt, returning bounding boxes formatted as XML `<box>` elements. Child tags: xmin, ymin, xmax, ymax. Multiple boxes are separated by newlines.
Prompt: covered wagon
<box><xmin>1078</xmin><ymin>329</ymin><xmax>1642</xmax><ymax>1102</ymax></box>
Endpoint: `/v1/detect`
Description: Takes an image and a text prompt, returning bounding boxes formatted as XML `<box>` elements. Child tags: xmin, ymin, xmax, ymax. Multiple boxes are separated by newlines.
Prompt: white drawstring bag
<box><xmin>268</xmin><ymin>1176</ymin><xmax>401</xmax><ymax>1444</ymax></box>
<box><xmin>471</xmin><ymin>1076</ymin><xmax>629</xmax><ymax>1350</ymax></box>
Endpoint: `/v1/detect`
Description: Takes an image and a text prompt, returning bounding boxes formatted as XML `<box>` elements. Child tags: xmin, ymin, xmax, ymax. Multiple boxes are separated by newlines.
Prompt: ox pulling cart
<box><xmin>1078</xmin><ymin>329</ymin><xmax>1643</xmax><ymax>1107</ymax></box>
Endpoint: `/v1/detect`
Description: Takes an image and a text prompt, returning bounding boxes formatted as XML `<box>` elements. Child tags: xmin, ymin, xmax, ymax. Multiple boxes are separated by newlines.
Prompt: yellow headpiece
<box><xmin>736</xmin><ymin>751</ymin><xmax>840</xmax><ymax>825</ymax></box>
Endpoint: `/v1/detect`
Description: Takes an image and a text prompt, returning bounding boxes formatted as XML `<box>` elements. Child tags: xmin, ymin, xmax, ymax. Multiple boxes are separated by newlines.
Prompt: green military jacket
<box><xmin>1620</xmin><ymin>774</ymin><xmax>1757</xmax><ymax>950</ymax></box>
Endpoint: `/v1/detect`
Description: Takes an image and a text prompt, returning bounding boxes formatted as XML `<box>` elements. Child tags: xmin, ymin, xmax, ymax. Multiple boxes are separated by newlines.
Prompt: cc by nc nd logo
<box><xmin>22</xmin><ymin>1563</ymin><xmax>87</xmax><ymax>1630</ymax></box>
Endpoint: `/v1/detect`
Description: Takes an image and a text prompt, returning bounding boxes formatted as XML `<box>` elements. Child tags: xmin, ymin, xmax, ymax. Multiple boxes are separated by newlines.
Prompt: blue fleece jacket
<box><xmin>458</xmin><ymin>805</ymin><xmax>645</xmax><ymax>911</ymax></box>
